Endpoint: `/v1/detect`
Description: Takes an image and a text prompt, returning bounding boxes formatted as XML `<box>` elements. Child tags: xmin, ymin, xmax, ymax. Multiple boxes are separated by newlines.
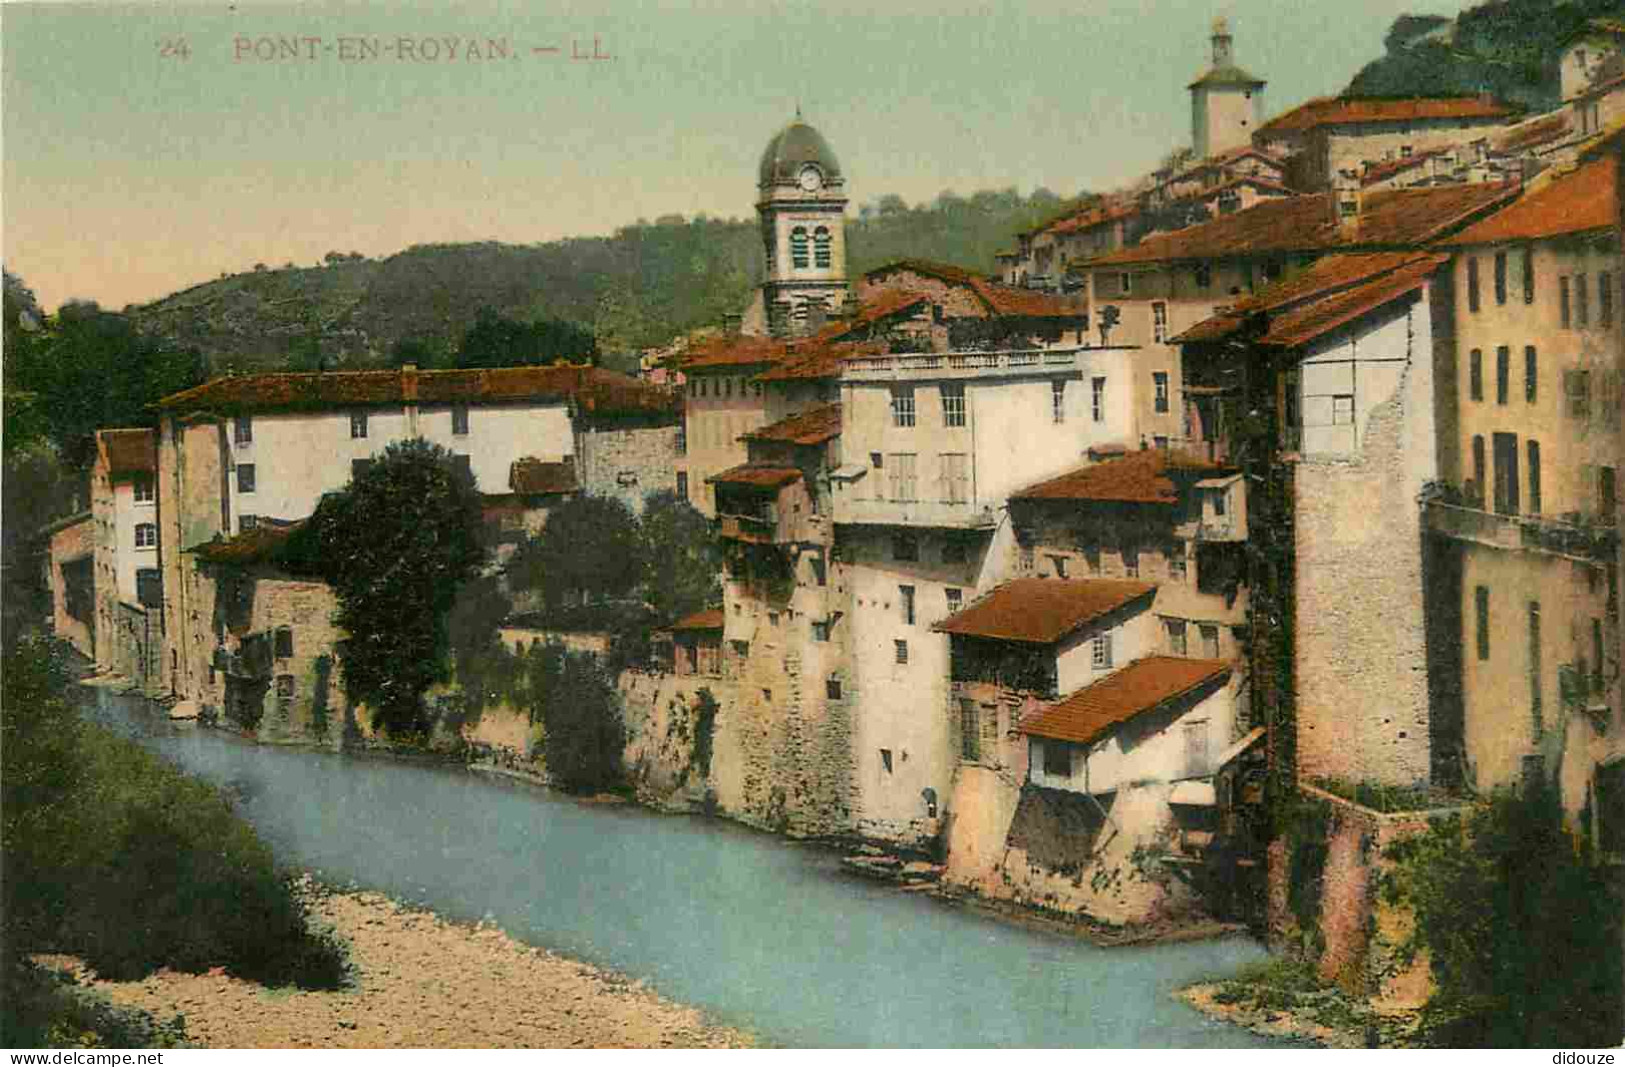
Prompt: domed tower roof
<box><xmin>758</xmin><ymin>118</ymin><xmax>842</xmax><ymax>187</ymax></box>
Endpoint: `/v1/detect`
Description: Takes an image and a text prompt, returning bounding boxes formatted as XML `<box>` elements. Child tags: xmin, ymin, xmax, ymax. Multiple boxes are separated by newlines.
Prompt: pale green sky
<box><xmin>4</xmin><ymin>0</ymin><xmax>1468</xmax><ymax>312</ymax></box>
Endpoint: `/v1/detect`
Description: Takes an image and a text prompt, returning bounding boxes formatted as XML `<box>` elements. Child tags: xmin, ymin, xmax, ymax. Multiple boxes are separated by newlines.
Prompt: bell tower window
<box><xmin>814</xmin><ymin>227</ymin><xmax>832</xmax><ymax>269</ymax></box>
<box><xmin>791</xmin><ymin>227</ymin><xmax>810</xmax><ymax>270</ymax></box>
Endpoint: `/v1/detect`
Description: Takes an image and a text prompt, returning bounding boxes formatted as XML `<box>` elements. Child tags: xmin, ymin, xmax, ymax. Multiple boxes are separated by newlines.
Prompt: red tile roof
<box><xmin>932</xmin><ymin>578</ymin><xmax>1155</xmax><ymax>645</ymax></box>
<box><xmin>680</xmin><ymin>335</ymin><xmax>792</xmax><ymax>372</ymax></box>
<box><xmin>706</xmin><ymin>464</ymin><xmax>802</xmax><ymax>489</ymax></box>
<box><xmin>1085</xmin><ymin>183</ymin><xmax>1518</xmax><ymax>267</ymax></box>
<box><xmin>1011</xmin><ymin>449</ymin><xmax>1229</xmax><ymax>505</ymax></box>
<box><xmin>98</xmin><ymin>428</ymin><xmax>156</xmax><ymax>479</ymax></box>
<box><xmin>667</xmin><ymin>608</ymin><xmax>724</xmax><ymax>632</ymax></box>
<box><xmin>1493</xmin><ymin>112</ymin><xmax>1572</xmax><ymax>153</ymax></box>
<box><xmin>1044</xmin><ymin>202</ymin><xmax>1138</xmax><ymax>236</ymax></box>
<box><xmin>1172</xmin><ymin>251</ymin><xmax>1448</xmax><ymax>349</ymax></box>
<box><xmin>864</xmin><ymin>259</ymin><xmax>1086</xmax><ymax>318</ymax></box>
<box><xmin>156</xmin><ymin>365</ymin><xmax>677</xmax><ymax>418</ymax></box>
<box><xmin>1257</xmin><ymin>95</ymin><xmax>1514</xmax><ymax>138</ymax></box>
<box><xmin>508</xmin><ymin>457</ymin><xmax>579</xmax><ymax>495</ymax></box>
<box><xmin>1261</xmin><ymin>255</ymin><xmax>1447</xmax><ymax>347</ymax></box>
<box><xmin>742</xmin><ymin>403</ymin><xmax>841</xmax><ymax>445</ymax></box>
<box><xmin>756</xmin><ymin>340</ymin><xmax>886</xmax><ymax>382</ymax></box>
<box><xmin>1359</xmin><ymin>149</ymin><xmax>1448</xmax><ymax>187</ymax></box>
<box><xmin>865</xmin><ymin>258</ymin><xmax>986</xmax><ymax>286</ymax></box>
<box><xmin>1020</xmin><ymin>655</ymin><xmax>1232</xmax><ymax>745</ymax></box>
<box><xmin>1442</xmin><ymin>156</ymin><xmax>1617</xmax><ymax>246</ymax></box>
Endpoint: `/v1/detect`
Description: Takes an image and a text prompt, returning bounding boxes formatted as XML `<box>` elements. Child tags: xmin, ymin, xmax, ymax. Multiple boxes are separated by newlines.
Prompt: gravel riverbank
<box><xmin>36</xmin><ymin>881</ymin><xmax>753</xmax><ymax>1049</ymax></box>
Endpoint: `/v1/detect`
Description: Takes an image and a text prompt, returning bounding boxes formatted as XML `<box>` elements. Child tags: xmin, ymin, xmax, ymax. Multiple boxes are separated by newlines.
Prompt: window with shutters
<box><xmin>1469</xmin><ymin>349</ymin><xmax>1483</xmax><ymax>401</ymax></box>
<box><xmin>894</xmin><ymin>639</ymin><xmax>909</xmax><ymax>665</ymax></box>
<box><xmin>1522</xmin><ymin>246</ymin><xmax>1535</xmax><ymax>304</ymax></box>
<box><xmin>1561</xmin><ymin>275</ymin><xmax>1572</xmax><ymax>327</ymax></box>
<box><xmin>1577</xmin><ymin>273</ymin><xmax>1590</xmax><ymax>327</ymax></box>
<box><xmin>1475</xmin><ymin>585</ymin><xmax>1490</xmax><ymax>661</ymax></box>
<box><xmin>888</xmin><ymin>453</ymin><xmax>917</xmax><ymax>502</ymax></box>
<box><xmin>1496</xmin><ymin>346</ymin><xmax>1510</xmax><ymax>405</ymax></box>
<box><xmin>1527</xmin><ymin>440</ymin><xmax>1542</xmax><ymax>515</ymax></box>
<box><xmin>790</xmin><ymin>227</ymin><xmax>809</xmax><ymax>269</ymax></box>
<box><xmin>1526</xmin><ymin>346</ymin><xmax>1538</xmax><ymax>403</ymax></box>
<box><xmin>1052</xmin><ymin>380</ymin><xmax>1066</xmax><ymax>423</ymax></box>
<box><xmin>939</xmin><ymin>453</ymin><xmax>969</xmax><ymax>504</ymax></box>
<box><xmin>1494</xmin><ymin>251</ymin><xmax>1507</xmax><ymax>305</ymax></box>
<box><xmin>1091</xmin><ymin>377</ymin><xmax>1106</xmax><ymax>422</ymax></box>
<box><xmin>1153</xmin><ymin>301</ymin><xmax>1168</xmax><ymax>342</ymax></box>
<box><xmin>1468</xmin><ymin>257</ymin><xmax>1480</xmax><ymax>312</ymax></box>
<box><xmin>1167</xmin><ymin>619</ymin><xmax>1188</xmax><ymax>656</ymax></box>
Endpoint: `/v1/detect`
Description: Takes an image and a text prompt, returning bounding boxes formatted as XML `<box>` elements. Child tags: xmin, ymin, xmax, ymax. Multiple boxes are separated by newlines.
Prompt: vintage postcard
<box><xmin>3</xmin><ymin>0</ymin><xmax>1623</xmax><ymax>1051</ymax></box>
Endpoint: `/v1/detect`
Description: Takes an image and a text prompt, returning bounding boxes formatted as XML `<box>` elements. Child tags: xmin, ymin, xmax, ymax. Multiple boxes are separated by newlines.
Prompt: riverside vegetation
<box><xmin>0</xmin><ymin>637</ymin><xmax>350</xmax><ymax>1047</ymax></box>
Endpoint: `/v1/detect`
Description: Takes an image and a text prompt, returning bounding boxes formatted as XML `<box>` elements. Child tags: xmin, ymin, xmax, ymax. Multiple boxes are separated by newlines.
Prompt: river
<box><xmin>81</xmin><ymin>684</ymin><xmax>1282</xmax><ymax>1048</ymax></box>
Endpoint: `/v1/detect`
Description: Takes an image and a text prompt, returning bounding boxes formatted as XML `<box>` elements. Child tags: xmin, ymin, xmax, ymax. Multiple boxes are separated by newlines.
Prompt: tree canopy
<box><xmin>638</xmin><ymin>490</ymin><xmax>722</xmax><ymax>624</ymax></box>
<box><xmin>280</xmin><ymin>438</ymin><xmax>485</xmax><ymax>736</ymax></box>
<box><xmin>508</xmin><ymin>494</ymin><xmax>643</xmax><ymax>613</ymax></box>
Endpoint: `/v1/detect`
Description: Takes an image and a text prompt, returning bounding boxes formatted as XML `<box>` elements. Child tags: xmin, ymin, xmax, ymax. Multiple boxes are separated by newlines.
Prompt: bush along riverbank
<box><xmin>35</xmin><ymin>880</ymin><xmax>752</xmax><ymax>1050</ymax></box>
<box><xmin>1</xmin><ymin>637</ymin><xmax>347</xmax><ymax>1047</ymax></box>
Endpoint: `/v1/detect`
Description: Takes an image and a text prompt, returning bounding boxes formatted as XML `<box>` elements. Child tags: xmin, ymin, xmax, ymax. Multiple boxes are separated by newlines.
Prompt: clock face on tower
<box><xmin>798</xmin><ymin>165</ymin><xmax>823</xmax><ymax>192</ymax></box>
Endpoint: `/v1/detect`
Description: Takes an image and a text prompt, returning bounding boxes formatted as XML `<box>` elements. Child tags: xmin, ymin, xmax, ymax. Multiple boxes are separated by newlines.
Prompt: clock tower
<box><xmin>755</xmin><ymin>115</ymin><xmax>849</xmax><ymax>338</ymax></box>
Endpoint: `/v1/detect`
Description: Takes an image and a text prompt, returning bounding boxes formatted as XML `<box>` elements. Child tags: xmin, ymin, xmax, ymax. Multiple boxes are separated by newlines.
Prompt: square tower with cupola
<box><xmin>1189</xmin><ymin>17</ymin><xmax>1266</xmax><ymax>160</ymax></box>
<box><xmin>756</xmin><ymin>114</ymin><xmax>851</xmax><ymax>338</ymax></box>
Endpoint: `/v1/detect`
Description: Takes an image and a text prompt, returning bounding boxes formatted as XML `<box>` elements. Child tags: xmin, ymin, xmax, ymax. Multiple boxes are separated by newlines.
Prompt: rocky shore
<box><xmin>36</xmin><ymin>881</ymin><xmax>752</xmax><ymax>1049</ymax></box>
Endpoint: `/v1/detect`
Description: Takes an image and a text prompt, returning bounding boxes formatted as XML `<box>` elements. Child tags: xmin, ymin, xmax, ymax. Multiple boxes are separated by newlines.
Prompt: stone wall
<box><xmin>575</xmin><ymin>418</ymin><xmax>680</xmax><ymax>516</ymax></box>
<box><xmin>1295</xmin><ymin>383</ymin><xmax>1433</xmax><ymax>787</ymax></box>
<box><xmin>48</xmin><ymin>516</ymin><xmax>95</xmax><ymax>659</ymax></box>
<box><xmin>1268</xmin><ymin>783</ymin><xmax>1453</xmax><ymax>1005</ymax></box>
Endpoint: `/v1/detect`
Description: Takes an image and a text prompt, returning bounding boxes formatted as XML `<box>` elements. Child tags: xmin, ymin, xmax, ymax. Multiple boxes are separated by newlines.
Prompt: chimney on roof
<box><xmin>1211</xmin><ymin>15</ymin><xmax>1233</xmax><ymax>66</ymax></box>
<box><xmin>1333</xmin><ymin>168</ymin><xmax>1362</xmax><ymax>238</ymax></box>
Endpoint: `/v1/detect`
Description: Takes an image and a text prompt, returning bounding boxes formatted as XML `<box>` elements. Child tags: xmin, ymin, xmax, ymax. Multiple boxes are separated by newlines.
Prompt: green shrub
<box><xmin>1</xmin><ymin>637</ymin><xmax>348</xmax><ymax>993</ymax></box>
<box><xmin>526</xmin><ymin>643</ymin><xmax>624</xmax><ymax>793</ymax></box>
<box><xmin>1382</xmin><ymin>782</ymin><xmax>1623</xmax><ymax>1047</ymax></box>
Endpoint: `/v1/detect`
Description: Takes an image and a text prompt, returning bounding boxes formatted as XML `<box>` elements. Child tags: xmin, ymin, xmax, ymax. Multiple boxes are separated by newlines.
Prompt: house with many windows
<box><xmin>89</xmin><ymin>428</ymin><xmax>163</xmax><ymax>690</ymax></box>
<box><xmin>1431</xmin><ymin>155</ymin><xmax>1622</xmax><ymax>818</ymax></box>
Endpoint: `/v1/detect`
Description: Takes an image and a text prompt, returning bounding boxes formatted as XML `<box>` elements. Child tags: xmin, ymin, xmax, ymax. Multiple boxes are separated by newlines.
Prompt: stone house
<box><xmin>857</xmin><ymin>259</ymin><xmax>1089</xmax><ymax>353</ymax></box>
<box><xmin>1430</xmin><ymin>155</ymin><xmax>1622</xmax><ymax>819</ymax></box>
<box><xmin>1254</xmin><ymin>95</ymin><xmax>1517</xmax><ymax>194</ymax></box>
<box><xmin>45</xmin><ymin>510</ymin><xmax>95</xmax><ymax>659</ymax></box>
<box><xmin>1085</xmin><ymin>182</ymin><xmax>1520</xmax><ymax>455</ymax></box>
<box><xmin>151</xmin><ymin>364</ymin><xmax>673</xmax><ymax>705</ymax></box>
<box><xmin>88</xmin><ymin>428</ymin><xmax>163</xmax><ymax>690</ymax></box>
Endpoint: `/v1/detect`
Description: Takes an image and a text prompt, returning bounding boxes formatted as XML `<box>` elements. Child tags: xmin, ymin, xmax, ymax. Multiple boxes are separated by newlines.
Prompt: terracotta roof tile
<box><xmin>1359</xmin><ymin>149</ymin><xmax>1449</xmax><ymax>187</ymax></box>
<box><xmin>1021</xmin><ymin>655</ymin><xmax>1232</xmax><ymax>745</ymax></box>
<box><xmin>1171</xmin><ymin>251</ymin><xmax>1443</xmax><ymax>345</ymax></box>
<box><xmin>1011</xmin><ymin>449</ymin><xmax>1229</xmax><ymax>505</ymax></box>
<box><xmin>1086</xmin><ymin>183</ymin><xmax>1518</xmax><ymax>267</ymax></box>
<box><xmin>1493</xmin><ymin>112</ymin><xmax>1572</xmax><ymax>153</ymax></box>
<box><xmin>1257</xmin><ymin>95</ymin><xmax>1514</xmax><ymax>138</ymax></box>
<box><xmin>667</xmin><ymin>608</ymin><xmax>724</xmax><ymax>632</ymax></box>
<box><xmin>1044</xmin><ymin>202</ymin><xmax>1139</xmax><ymax>236</ymax></box>
<box><xmin>680</xmin><ymin>335</ymin><xmax>791</xmax><ymax>371</ymax></box>
<box><xmin>933</xmin><ymin>578</ymin><xmax>1155</xmax><ymax>645</ymax></box>
<box><xmin>98</xmin><ymin>428</ymin><xmax>156</xmax><ymax>479</ymax></box>
<box><xmin>742</xmin><ymin>403</ymin><xmax>841</xmax><ymax>445</ymax></box>
<box><xmin>864</xmin><ymin>258</ymin><xmax>987</xmax><ymax>286</ymax></box>
<box><xmin>1260</xmin><ymin>255</ymin><xmax>1447</xmax><ymax>347</ymax></box>
<box><xmin>157</xmin><ymin>366</ymin><xmax>676</xmax><ymax>418</ymax></box>
<box><xmin>1442</xmin><ymin>156</ymin><xmax>1616</xmax><ymax>246</ymax></box>
<box><xmin>756</xmin><ymin>340</ymin><xmax>886</xmax><ymax>382</ymax></box>
<box><xmin>705</xmin><ymin>464</ymin><xmax>802</xmax><ymax>489</ymax></box>
<box><xmin>508</xmin><ymin>457</ymin><xmax>579</xmax><ymax>495</ymax></box>
<box><xmin>967</xmin><ymin>278</ymin><xmax>1088</xmax><ymax>318</ymax></box>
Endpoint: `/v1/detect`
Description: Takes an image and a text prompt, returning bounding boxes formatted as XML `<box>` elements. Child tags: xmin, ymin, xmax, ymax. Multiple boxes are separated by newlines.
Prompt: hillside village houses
<box><xmin>44</xmin><ymin>12</ymin><xmax>1625</xmax><ymax>941</ymax></box>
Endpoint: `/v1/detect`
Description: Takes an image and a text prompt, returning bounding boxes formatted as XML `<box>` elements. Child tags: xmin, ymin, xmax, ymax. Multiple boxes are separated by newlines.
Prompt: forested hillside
<box><xmin>1345</xmin><ymin>0</ymin><xmax>1625</xmax><ymax>110</ymax></box>
<box><xmin>124</xmin><ymin>188</ymin><xmax>1074</xmax><ymax>373</ymax></box>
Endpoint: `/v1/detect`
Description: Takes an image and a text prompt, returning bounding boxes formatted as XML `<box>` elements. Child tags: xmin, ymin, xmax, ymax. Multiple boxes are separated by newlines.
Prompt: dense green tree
<box><xmin>280</xmin><ymin>439</ymin><xmax>485</xmax><ymax>736</ymax></box>
<box><xmin>639</xmin><ymin>490</ymin><xmax>722</xmax><ymax>624</ymax></box>
<box><xmin>508</xmin><ymin>494</ymin><xmax>642</xmax><ymax>612</ymax></box>
<box><xmin>1382</xmin><ymin>782</ymin><xmax>1623</xmax><ymax>1046</ymax></box>
<box><xmin>4</xmin><ymin>299</ymin><xmax>205</xmax><ymax>467</ymax></box>
<box><xmin>527</xmin><ymin>644</ymin><xmax>623</xmax><ymax>793</ymax></box>
<box><xmin>456</xmin><ymin>306</ymin><xmax>598</xmax><ymax>368</ymax></box>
